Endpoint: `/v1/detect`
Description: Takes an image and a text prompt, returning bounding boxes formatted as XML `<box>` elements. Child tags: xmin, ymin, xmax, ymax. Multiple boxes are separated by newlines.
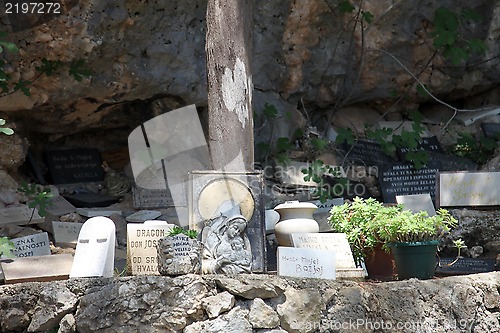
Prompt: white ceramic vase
<box><xmin>273</xmin><ymin>201</ymin><xmax>319</xmax><ymax>246</ymax></box>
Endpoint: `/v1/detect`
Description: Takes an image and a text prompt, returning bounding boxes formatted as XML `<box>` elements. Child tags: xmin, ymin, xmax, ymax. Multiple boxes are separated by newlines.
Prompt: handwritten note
<box><xmin>438</xmin><ymin>171</ymin><xmax>500</xmax><ymax>207</ymax></box>
<box><xmin>277</xmin><ymin>247</ymin><xmax>336</xmax><ymax>280</ymax></box>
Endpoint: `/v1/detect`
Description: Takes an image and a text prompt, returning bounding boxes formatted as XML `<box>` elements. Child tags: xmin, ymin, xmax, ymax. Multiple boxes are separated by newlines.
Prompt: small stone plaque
<box><xmin>396</xmin><ymin>193</ymin><xmax>436</xmax><ymax>216</ymax></box>
<box><xmin>277</xmin><ymin>247</ymin><xmax>336</xmax><ymax>280</ymax></box>
<box><xmin>125</xmin><ymin>210</ymin><xmax>162</xmax><ymax>222</ymax></box>
<box><xmin>52</xmin><ymin>221</ymin><xmax>84</xmax><ymax>248</ymax></box>
<box><xmin>11</xmin><ymin>232</ymin><xmax>51</xmax><ymax>258</ymax></box>
<box><xmin>45</xmin><ymin>148</ymin><xmax>105</xmax><ymax>184</ymax></box>
<box><xmin>396</xmin><ymin>136</ymin><xmax>442</xmax><ymax>161</ymax></box>
<box><xmin>132</xmin><ymin>180</ymin><xmax>176</xmax><ymax>209</ymax></box>
<box><xmin>0</xmin><ymin>205</ymin><xmax>44</xmax><ymax>226</ymax></box>
<box><xmin>290</xmin><ymin>233</ymin><xmax>356</xmax><ymax>269</ymax></box>
<box><xmin>157</xmin><ymin>234</ymin><xmax>202</xmax><ymax>275</ymax></box>
<box><xmin>46</xmin><ymin>196</ymin><xmax>76</xmax><ymax>216</ymax></box>
<box><xmin>340</xmin><ymin>139</ymin><xmax>395</xmax><ymax>169</ymax></box>
<box><xmin>127</xmin><ymin>221</ymin><xmax>174</xmax><ymax>275</ymax></box>
<box><xmin>70</xmin><ymin>217</ymin><xmax>116</xmax><ymax>278</ymax></box>
<box><xmin>308</xmin><ymin>198</ymin><xmax>344</xmax><ymax>214</ymax></box>
<box><xmin>438</xmin><ymin>171</ymin><xmax>500</xmax><ymax>207</ymax></box>
<box><xmin>427</xmin><ymin>151</ymin><xmax>477</xmax><ymax>172</ymax></box>
<box><xmin>379</xmin><ymin>161</ymin><xmax>441</xmax><ymax>203</ymax></box>
<box><xmin>0</xmin><ymin>254</ymin><xmax>73</xmax><ymax>284</ymax></box>
<box><xmin>435</xmin><ymin>257</ymin><xmax>495</xmax><ymax>276</ymax></box>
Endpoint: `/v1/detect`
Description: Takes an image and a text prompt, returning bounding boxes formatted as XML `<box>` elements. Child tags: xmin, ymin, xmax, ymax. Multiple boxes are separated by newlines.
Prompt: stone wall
<box><xmin>0</xmin><ymin>272</ymin><xmax>498</xmax><ymax>333</ymax></box>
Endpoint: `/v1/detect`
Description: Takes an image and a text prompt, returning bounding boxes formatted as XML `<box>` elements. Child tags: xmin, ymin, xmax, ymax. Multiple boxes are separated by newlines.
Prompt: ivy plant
<box><xmin>452</xmin><ymin>132</ymin><xmax>500</xmax><ymax>164</ymax></box>
<box><xmin>0</xmin><ymin>237</ymin><xmax>15</xmax><ymax>258</ymax></box>
<box><xmin>18</xmin><ymin>182</ymin><xmax>54</xmax><ymax>218</ymax></box>
<box><xmin>168</xmin><ymin>226</ymin><xmax>198</xmax><ymax>240</ymax></box>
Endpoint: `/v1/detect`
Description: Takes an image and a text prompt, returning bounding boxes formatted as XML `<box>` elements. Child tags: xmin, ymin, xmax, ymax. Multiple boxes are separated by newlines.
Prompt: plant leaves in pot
<box><xmin>377</xmin><ymin>208</ymin><xmax>458</xmax><ymax>280</ymax></box>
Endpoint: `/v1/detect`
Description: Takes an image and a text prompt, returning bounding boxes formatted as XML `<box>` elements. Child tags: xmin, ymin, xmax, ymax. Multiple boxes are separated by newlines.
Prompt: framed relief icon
<box><xmin>189</xmin><ymin>171</ymin><xmax>266</xmax><ymax>273</ymax></box>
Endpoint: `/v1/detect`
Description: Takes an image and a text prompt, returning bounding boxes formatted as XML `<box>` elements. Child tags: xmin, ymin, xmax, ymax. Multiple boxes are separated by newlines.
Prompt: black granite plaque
<box><xmin>379</xmin><ymin>160</ymin><xmax>442</xmax><ymax>203</ymax></box>
<box><xmin>340</xmin><ymin>139</ymin><xmax>395</xmax><ymax>169</ymax></box>
<box><xmin>45</xmin><ymin>149</ymin><xmax>105</xmax><ymax>184</ymax></box>
<box><xmin>397</xmin><ymin>136</ymin><xmax>443</xmax><ymax>160</ymax></box>
<box><xmin>63</xmin><ymin>193</ymin><xmax>119</xmax><ymax>208</ymax></box>
<box><xmin>435</xmin><ymin>258</ymin><xmax>496</xmax><ymax>276</ymax></box>
<box><xmin>427</xmin><ymin>151</ymin><xmax>477</xmax><ymax>172</ymax></box>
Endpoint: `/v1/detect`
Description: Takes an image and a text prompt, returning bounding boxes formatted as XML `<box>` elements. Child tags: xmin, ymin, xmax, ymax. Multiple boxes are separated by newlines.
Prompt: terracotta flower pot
<box><xmin>364</xmin><ymin>243</ymin><xmax>397</xmax><ymax>281</ymax></box>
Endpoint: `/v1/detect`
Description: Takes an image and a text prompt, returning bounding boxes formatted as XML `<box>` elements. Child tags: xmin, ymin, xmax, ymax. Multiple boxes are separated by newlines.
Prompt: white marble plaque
<box><xmin>277</xmin><ymin>247</ymin><xmax>336</xmax><ymax>280</ymax></box>
<box><xmin>11</xmin><ymin>232</ymin><xmax>51</xmax><ymax>258</ymax></box>
<box><xmin>52</xmin><ymin>221</ymin><xmax>84</xmax><ymax>247</ymax></box>
<box><xmin>290</xmin><ymin>233</ymin><xmax>356</xmax><ymax>269</ymax></box>
<box><xmin>70</xmin><ymin>217</ymin><xmax>116</xmax><ymax>278</ymax></box>
<box><xmin>125</xmin><ymin>210</ymin><xmax>162</xmax><ymax>222</ymax></box>
<box><xmin>396</xmin><ymin>193</ymin><xmax>436</xmax><ymax>216</ymax></box>
<box><xmin>1</xmin><ymin>254</ymin><xmax>73</xmax><ymax>284</ymax></box>
<box><xmin>127</xmin><ymin>221</ymin><xmax>174</xmax><ymax>275</ymax></box>
<box><xmin>0</xmin><ymin>205</ymin><xmax>44</xmax><ymax>226</ymax></box>
<box><xmin>438</xmin><ymin>171</ymin><xmax>500</xmax><ymax>207</ymax></box>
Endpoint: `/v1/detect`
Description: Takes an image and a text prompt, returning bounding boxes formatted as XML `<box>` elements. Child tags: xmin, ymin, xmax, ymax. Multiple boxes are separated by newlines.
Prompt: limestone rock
<box><xmin>27</xmin><ymin>284</ymin><xmax>78</xmax><ymax>332</ymax></box>
<box><xmin>0</xmin><ymin>133</ymin><xmax>28</xmax><ymax>171</ymax></box>
<box><xmin>75</xmin><ymin>275</ymin><xmax>216</xmax><ymax>332</ymax></box>
<box><xmin>201</xmin><ymin>291</ymin><xmax>235</xmax><ymax>319</ymax></box>
<box><xmin>184</xmin><ymin>306</ymin><xmax>253</xmax><ymax>333</ymax></box>
<box><xmin>213</xmin><ymin>275</ymin><xmax>286</xmax><ymax>299</ymax></box>
<box><xmin>276</xmin><ymin>288</ymin><xmax>324</xmax><ymax>333</ymax></box>
<box><xmin>57</xmin><ymin>313</ymin><xmax>76</xmax><ymax>333</ymax></box>
<box><xmin>0</xmin><ymin>283</ymin><xmax>45</xmax><ymax>332</ymax></box>
<box><xmin>249</xmin><ymin>298</ymin><xmax>280</xmax><ymax>329</ymax></box>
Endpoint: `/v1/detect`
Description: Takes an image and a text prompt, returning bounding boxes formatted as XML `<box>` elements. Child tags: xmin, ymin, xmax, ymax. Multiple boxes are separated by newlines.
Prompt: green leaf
<box><xmin>0</xmin><ymin>40</ymin><xmax>19</xmax><ymax>54</ymax></box>
<box><xmin>69</xmin><ymin>59</ymin><xmax>92</xmax><ymax>81</ymax></box>
<box><xmin>292</xmin><ymin>128</ymin><xmax>304</xmax><ymax>140</ymax></box>
<box><xmin>0</xmin><ymin>127</ymin><xmax>14</xmax><ymax>135</ymax></box>
<box><xmin>14</xmin><ymin>80</ymin><xmax>31</xmax><ymax>96</ymax></box>
<box><xmin>443</xmin><ymin>46</ymin><xmax>469</xmax><ymax>65</ymax></box>
<box><xmin>467</xmin><ymin>38</ymin><xmax>487</xmax><ymax>55</ymax></box>
<box><xmin>310</xmin><ymin>137</ymin><xmax>329</xmax><ymax>150</ymax></box>
<box><xmin>361</xmin><ymin>11</ymin><xmax>374</xmax><ymax>24</ymax></box>
<box><xmin>339</xmin><ymin>1</ymin><xmax>355</xmax><ymax>13</ymax></box>
<box><xmin>262</xmin><ymin>103</ymin><xmax>278</xmax><ymax>119</ymax></box>
<box><xmin>275</xmin><ymin>137</ymin><xmax>294</xmax><ymax>152</ymax></box>
<box><xmin>256</xmin><ymin>142</ymin><xmax>270</xmax><ymax>154</ymax></box>
<box><xmin>0</xmin><ymin>237</ymin><xmax>15</xmax><ymax>258</ymax></box>
<box><xmin>36</xmin><ymin>58</ymin><xmax>62</xmax><ymax>77</ymax></box>
<box><xmin>416</xmin><ymin>84</ymin><xmax>429</xmax><ymax>97</ymax></box>
<box><xmin>461</xmin><ymin>9</ymin><xmax>482</xmax><ymax>22</ymax></box>
<box><xmin>335</xmin><ymin>127</ymin><xmax>355</xmax><ymax>145</ymax></box>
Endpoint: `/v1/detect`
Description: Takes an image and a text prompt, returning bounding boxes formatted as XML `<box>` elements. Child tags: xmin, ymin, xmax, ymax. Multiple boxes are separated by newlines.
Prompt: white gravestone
<box><xmin>127</xmin><ymin>220</ymin><xmax>174</xmax><ymax>275</ymax></box>
<box><xmin>277</xmin><ymin>246</ymin><xmax>336</xmax><ymax>280</ymax></box>
<box><xmin>52</xmin><ymin>221</ymin><xmax>84</xmax><ymax>248</ymax></box>
<box><xmin>396</xmin><ymin>193</ymin><xmax>436</xmax><ymax>216</ymax></box>
<box><xmin>11</xmin><ymin>232</ymin><xmax>51</xmax><ymax>258</ymax></box>
<box><xmin>70</xmin><ymin>217</ymin><xmax>116</xmax><ymax>278</ymax></box>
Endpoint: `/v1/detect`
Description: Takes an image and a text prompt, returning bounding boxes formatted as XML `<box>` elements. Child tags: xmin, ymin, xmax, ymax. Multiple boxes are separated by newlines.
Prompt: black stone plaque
<box><xmin>340</xmin><ymin>139</ymin><xmax>395</xmax><ymax>169</ymax></box>
<box><xmin>397</xmin><ymin>136</ymin><xmax>443</xmax><ymax>160</ymax></box>
<box><xmin>45</xmin><ymin>149</ymin><xmax>105</xmax><ymax>184</ymax></box>
<box><xmin>63</xmin><ymin>193</ymin><xmax>119</xmax><ymax>208</ymax></box>
<box><xmin>435</xmin><ymin>257</ymin><xmax>496</xmax><ymax>276</ymax></box>
<box><xmin>379</xmin><ymin>160</ymin><xmax>442</xmax><ymax>203</ymax></box>
<box><xmin>132</xmin><ymin>181</ymin><xmax>176</xmax><ymax>209</ymax></box>
<box><xmin>481</xmin><ymin>123</ymin><xmax>500</xmax><ymax>138</ymax></box>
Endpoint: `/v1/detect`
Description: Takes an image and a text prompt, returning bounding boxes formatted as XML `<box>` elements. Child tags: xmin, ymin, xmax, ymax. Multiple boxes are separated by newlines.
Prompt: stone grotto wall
<box><xmin>0</xmin><ymin>272</ymin><xmax>498</xmax><ymax>333</ymax></box>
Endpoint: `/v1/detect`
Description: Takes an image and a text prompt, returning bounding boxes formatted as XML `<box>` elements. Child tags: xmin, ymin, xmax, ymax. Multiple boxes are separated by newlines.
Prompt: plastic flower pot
<box><xmin>389</xmin><ymin>240</ymin><xmax>439</xmax><ymax>280</ymax></box>
<box><xmin>364</xmin><ymin>243</ymin><xmax>397</xmax><ymax>281</ymax></box>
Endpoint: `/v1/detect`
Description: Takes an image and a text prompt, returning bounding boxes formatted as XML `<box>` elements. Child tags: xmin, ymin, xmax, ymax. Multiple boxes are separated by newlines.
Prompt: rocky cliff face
<box><xmin>0</xmin><ymin>0</ymin><xmax>499</xmax><ymax>155</ymax></box>
<box><xmin>0</xmin><ymin>273</ymin><xmax>498</xmax><ymax>333</ymax></box>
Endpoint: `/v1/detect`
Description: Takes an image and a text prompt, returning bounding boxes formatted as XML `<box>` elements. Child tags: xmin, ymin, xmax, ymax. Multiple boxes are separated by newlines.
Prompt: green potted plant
<box><xmin>377</xmin><ymin>208</ymin><xmax>457</xmax><ymax>280</ymax></box>
<box><xmin>328</xmin><ymin>197</ymin><xmax>400</xmax><ymax>280</ymax></box>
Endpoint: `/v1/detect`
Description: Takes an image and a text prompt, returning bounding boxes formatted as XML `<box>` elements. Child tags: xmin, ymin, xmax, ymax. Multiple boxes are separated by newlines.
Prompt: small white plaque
<box><xmin>277</xmin><ymin>247</ymin><xmax>336</xmax><ymax>280</ymax></box>
<box><xmin>0</xmin><ymin>205</ymin><xmax>44</xmax><ymax>226</ymax></box>
<box><xmin>127</xmin><ymin>222</ymin><xmax>175</xmax><ymax>275</ymax></box>
<box><xmin>396</xmin><ymin>193</ymin><xmax>436</xmax><ymax>216</ymax></box>
<box><xmin>290</xmin><ymin>233</ymin><xmax>356</xmax><ymax>269</ymax></box>
<box><xmin>125</xmin><ymin>210</ymin><xmax>162</xmax><ymax>222</ymax></box>
<box><xmin>11</xmin><ymin>232</ymin><xmax>51</xmax><ymax>258</ymax></box>
<box><xmin>52</xmin><ymin>221</ymin><xmax>84</xmax><ymax>247</ymax></box>
<box><xmin>70</xmin><ymin>217</ymin><xmax>116</xmax><ymax>278</ymax></box>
